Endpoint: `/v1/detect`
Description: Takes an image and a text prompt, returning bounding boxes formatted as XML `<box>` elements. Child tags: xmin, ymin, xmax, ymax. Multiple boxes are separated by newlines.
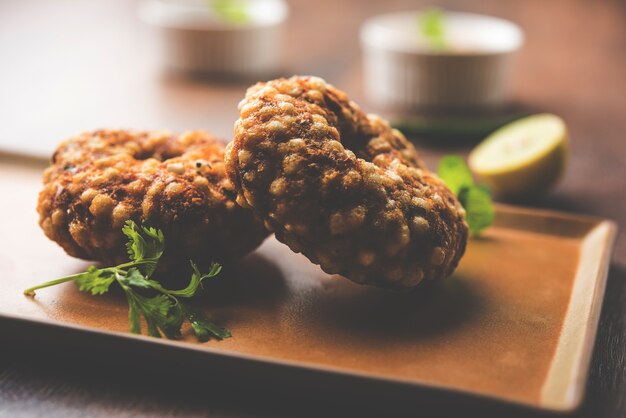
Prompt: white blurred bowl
<box><xmin>360</xmin><ymin>11</ymin><xmax>524</xmax><ymax>110</ymax></box>
<box><xmin>139</xmin><ymin>0</ymin><xmax>288</xmax><ymax>77</ymax></box>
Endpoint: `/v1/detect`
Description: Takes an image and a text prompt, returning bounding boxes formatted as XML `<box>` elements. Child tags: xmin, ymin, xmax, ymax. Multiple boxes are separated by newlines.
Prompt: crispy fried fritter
<box><xmin>38</xmin><ymin>130</ymin><xmax>269</xmax><ymax>269</ymax></box>
<box><xmin>225</xmin><ymin>76</ymin><xmax>468</xmax><ymax>289</ymax></box>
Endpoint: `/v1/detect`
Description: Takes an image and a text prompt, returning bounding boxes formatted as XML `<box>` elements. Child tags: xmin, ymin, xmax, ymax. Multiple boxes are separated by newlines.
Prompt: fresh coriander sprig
<box><xmin>438</xmin><ymin>155</ymin><xmax>495</xmax><ymax>235</ymax></box>
<box><xmin>24</xmin><ymin>220</ymin><xmax>230</xmax><ymax>342</ymax></box>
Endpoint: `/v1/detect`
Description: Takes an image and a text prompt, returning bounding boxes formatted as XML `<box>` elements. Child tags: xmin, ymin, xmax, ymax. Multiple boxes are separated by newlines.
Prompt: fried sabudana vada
<box><xmin>225</xmin><ymin>76</ymin><xmax>468</xmax><ymax>290</ymax></box>
<box><xmin>38</xmin><ymin>130</ymin><xmax>269</xmax><ymax>269</ymax></box>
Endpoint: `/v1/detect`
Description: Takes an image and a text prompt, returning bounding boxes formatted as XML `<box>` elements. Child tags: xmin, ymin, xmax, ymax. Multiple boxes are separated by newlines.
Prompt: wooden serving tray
<box><xmin>0</xmin><ymin>155</ymin><xmax>616</xmax><ymax>412</ymax></box>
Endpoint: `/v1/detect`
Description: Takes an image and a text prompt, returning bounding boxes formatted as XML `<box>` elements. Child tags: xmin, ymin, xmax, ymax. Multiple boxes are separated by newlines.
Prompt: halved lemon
<box><xmin>468</xmin><ymin>114</ymin><xmax>568</xmax><ymax>200</ymax></box>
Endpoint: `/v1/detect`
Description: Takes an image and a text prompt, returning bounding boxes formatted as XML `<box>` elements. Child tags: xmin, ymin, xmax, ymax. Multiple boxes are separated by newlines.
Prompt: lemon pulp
<box><xmin>468</xmin><ymin>114</ymin><xmax>568</xmax><ymax>199</ymax></box>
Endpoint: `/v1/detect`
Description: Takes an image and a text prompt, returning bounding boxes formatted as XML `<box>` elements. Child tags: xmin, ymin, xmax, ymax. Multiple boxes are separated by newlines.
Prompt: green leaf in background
<box><xmin>419</xmin><ymin>8</ymin><xmax>447</xmax><ymax>50</ymax></box>
<box><xmin>437</xmin><ymin>155</ymin><xmax>495</xmax><ymax>236</ymax></box>
<box><xmin>458</xmin><ymin>184</ymin><xmax>495</xmax><ymax>236</ymax></box>
<box><xmin>210</xmin><ymin>0</ymin><xmax>249</xmax><ymax>24</ymax></box>
<box><xmin>437</xmin><ymin>155</ymin><xmax>473</xmax><ymax>196</ymax></box>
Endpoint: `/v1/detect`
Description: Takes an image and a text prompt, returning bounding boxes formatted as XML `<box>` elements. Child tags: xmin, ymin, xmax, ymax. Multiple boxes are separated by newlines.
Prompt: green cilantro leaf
<box><xmin>459</xmin><ymin>184</ymin><xmax>495</xmax><ymax>235</ymax></box>
<box><xmin>182</xmin><ymin>303</ymin><xmax>232</xmax><ymax>342</ymax></box>
<box><xmin>438</xmin><ymin>155</ymin><xmax>495</xmax><ymax>236</ymax></box>
<box><xmin>437</xmin><ymin>155</ymin><xmax>474</xmax><ymax>196</ymax></box>
<box><xmin>122</xmin><ymin>220</ymin><xmax>145</xmax><ymax>261</ymax></box>
<box><xmin>127</xmin><ymin>295</ymin><xmax>142</xmax><ymax>334</ymax></box>
<box><xmin>118</xmin><ymin>267</ymin><xmax>159</xmax><ymax>290</ymax></box>
<box><xmin>164</xmin><ymin>261</ymin><xmax>222</xmax><ymax>298</ymax></box>
<box><xmin>24</xmin><ymin>221</ymin><xmax>229</xmax><ymax>342</ymax></box>
<box><xmin>128</xmin><ymin>292</ymin><xmax>183</xmax><ymax>339</ymax></box>
<box><xmin>73</xmin><ymin>266</ymin><xmax>116</xmax><ymax>295</ymax></box>
<box><xmin>121</xmin><ymin>220</ymin><xmax>164</xmax><ymax>276</ymax></box>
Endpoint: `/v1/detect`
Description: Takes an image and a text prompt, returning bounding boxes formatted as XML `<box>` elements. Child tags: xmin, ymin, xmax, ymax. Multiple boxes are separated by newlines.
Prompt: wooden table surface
<box><xmin>0</xmin><ymin>0</ymin><xmax>624</xmax><ymax>417</ymax></box>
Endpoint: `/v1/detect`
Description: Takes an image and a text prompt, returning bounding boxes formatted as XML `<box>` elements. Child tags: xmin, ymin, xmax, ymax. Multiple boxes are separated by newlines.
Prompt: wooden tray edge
<box><xmin>540</xmin><ymin>219</ymin><xmax>618</xmax><ymax>410</ymax></box>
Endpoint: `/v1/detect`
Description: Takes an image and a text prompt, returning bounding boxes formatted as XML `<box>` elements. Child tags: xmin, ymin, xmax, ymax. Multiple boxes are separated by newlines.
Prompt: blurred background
<box><xmin>0</xmin><ymin>0</ymin><xmax>624</xmax><ymax>236</ymax></box>
<box><xmin>0</xmin><ymin>1</ymin><xmax>622</xmax><ymax>145</ymax></box>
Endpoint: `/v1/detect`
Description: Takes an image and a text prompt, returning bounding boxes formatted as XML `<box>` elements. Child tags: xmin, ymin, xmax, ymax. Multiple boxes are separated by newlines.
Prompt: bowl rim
<box><xmin>360</xmin><ymin>10</ymin><xmax>524</xmax><ymax>57</ymax></box>
<box><xmin>138</xmin><ymin>0</ymin><xmax>288</xmax><ymax>31</ymax></box>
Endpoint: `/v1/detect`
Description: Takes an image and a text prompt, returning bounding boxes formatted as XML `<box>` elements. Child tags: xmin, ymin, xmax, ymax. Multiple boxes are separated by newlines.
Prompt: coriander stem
<box><xmin>23</xmin><ymin>272</ymin><xmax>89</xmax><ymax>296</ymax></box>
<box><xmin>115</xmin><ymin>260</ymin><xmax>155</xmax><ymax>270</ymax></box>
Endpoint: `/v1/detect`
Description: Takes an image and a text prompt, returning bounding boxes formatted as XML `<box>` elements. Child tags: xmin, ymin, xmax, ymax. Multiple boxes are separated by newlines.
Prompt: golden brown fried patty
<box><xmin>225</xmin><ymin>76</ymin><xmax>468</xmax><ymax>289</ymax></box>
<box><xmin>38</xmin><ymin>130</ymin><xmax>269</xmax><ymax>269</ymax></box>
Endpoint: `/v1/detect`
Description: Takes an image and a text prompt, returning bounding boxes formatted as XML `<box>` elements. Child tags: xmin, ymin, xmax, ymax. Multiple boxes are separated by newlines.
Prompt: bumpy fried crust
<box><xmin>226</xmin><ymin>76</ymin><xmax>468</xmax><ymax>289</ymax></box>
<box><xmin>38</xmin><ymin>130</ymin><xmax>269</xmax><ymax>269</ymax></box>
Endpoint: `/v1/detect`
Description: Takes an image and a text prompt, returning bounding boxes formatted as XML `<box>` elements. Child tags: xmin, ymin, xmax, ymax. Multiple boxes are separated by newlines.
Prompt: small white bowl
<box><xmin>360</xmin><ymin>11</ymin><xmax>523</xmax><ymax>110</ymax></box>
<box><xmin>139</xmin><ymin>0</ymin><xmax>288</xmax><ymax>77</ymax></box>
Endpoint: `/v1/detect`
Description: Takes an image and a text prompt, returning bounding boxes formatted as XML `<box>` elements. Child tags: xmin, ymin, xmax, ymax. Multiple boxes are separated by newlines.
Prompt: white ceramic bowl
<box><xmin>360</xmin><ymin>11</ymin><xmax>524</xmax><ymax>110</ymax></box>
<box><xmin>139</xmin><ymin>0</ymin><xmax>288</xmax><ymax>77</ymax></box>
